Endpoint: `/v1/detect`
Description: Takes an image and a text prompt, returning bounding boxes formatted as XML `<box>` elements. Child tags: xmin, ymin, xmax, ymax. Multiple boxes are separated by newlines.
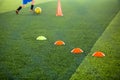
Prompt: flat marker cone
<box><xmin>92</xmin><ymin>51</ymin><xmax>105</xmax><ymax>57</ymax></box>
<box><xmin>71</xmin><ymin>48</ymin><xmax>83</xmax><ymax>54</ymax></box>
<box><xmin>56</xmin><ymin>0</ymin><xmax>63</xmax><ymax>16</ymax></box>
<box><xmin>36</xmin><ymin>36</ymin><xmax>47</xmax><ymax>40</ymax></box>
<box><xmin>54</xmin><ymin>40</ymin><xmax>65</xmax><ymax>46</ymax></box>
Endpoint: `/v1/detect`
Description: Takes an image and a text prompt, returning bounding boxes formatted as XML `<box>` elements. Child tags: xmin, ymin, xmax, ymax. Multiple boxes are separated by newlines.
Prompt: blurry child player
<box><xmin>16</xmin><ymin>0</ymin><xmax>35</xmax><ymax>14</ymax></box>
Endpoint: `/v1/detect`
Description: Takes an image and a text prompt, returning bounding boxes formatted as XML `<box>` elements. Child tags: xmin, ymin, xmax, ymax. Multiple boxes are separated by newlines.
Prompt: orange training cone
<box><xmin>71</xmin><ymin>48</ymin><xmax>83</xmax><ymax>54</ymax></box>
<box><xmin>54</xmin><ymin>40</ymin><xmax>65</xmax><ymax>46</ymax></box>
<box><xmin>92</xmin><ymin>51</ymin><xmax>105</xmax><ymax>57</ymax></box>
<box><xmin>56</xmin><ymin>0</ymin><xmax>63</xmax><ymax>16</ymax></box>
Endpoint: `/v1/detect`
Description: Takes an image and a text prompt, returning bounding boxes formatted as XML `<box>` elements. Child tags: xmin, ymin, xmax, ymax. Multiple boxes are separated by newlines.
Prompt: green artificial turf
<box><xmin>0</xmin><ymin>0</ymin><xmax>120</xmax><ymax>80</ymax></box>
<box><xmin>70</xmin><ymin>11</ymin><xmax>120</xmax><ymax>80</ymax></box>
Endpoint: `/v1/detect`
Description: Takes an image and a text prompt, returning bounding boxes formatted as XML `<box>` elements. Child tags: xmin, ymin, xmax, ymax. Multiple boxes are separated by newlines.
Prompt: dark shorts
<box><xmin>23</xmin><ymin>0</ymin><xmax>32</xmax><ymax>4</ymax></box>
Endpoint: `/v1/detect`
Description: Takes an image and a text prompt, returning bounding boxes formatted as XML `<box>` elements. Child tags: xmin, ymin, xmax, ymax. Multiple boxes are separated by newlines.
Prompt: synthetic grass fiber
<box><xmin>70</xmin><ymin>10</ymin><xmax>120</xmax><ymax>80</ymax></box>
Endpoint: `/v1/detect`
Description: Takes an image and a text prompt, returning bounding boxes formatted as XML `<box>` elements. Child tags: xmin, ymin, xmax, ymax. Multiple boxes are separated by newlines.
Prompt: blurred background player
<box><xmin>16</xmin><ymin>0</ymin><xmax>35</xmax><ymax>14</ymax></box>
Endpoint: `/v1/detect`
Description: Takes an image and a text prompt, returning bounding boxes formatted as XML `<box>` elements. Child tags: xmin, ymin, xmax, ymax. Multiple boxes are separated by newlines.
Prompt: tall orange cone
<box><xmin>56</xmin><ymin>0</ymin><xmax>63</xmax><ymax>16</ymax></box>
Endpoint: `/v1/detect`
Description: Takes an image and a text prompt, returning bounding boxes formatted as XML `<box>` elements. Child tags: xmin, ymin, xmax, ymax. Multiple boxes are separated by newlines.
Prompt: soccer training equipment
<box><xmin>54</xmin><ymin>40</ymin><xmax>65</xmax><ymax>46</ymax></box>
<box><xmin>56</xmin><ymin>0</ymin><xmax>63</xmax><ymax>16</ymax></box>
<box><xmin>36</xmin><ymin>36</ymin><xmax>47</xmax><ymax>40</ymax></box>
<box><xmin>92</xmin><ymin>51</ymin><xmax>105</xmax><ymax>57</ymax></box>
<box><xmin>35</xmin><ymin>7</ymin><xmax>42</xmax><ymax>14</ymax></box>
<box><xmin>71</xmin><ymin>48</ymin><xmax>83</xmax><ymax>54</ymax></box>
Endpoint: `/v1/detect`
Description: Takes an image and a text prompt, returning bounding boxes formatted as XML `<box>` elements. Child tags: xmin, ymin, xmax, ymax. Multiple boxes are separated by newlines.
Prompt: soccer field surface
<box><xmin>0</xmin><ymin>0</ymin><xmax>120</xmax><ymax>80</ymax></box>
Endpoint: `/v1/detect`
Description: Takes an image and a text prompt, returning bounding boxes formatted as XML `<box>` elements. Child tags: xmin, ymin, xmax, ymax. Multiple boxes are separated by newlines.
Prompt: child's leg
<box><xmin>16</xmin><ymin>0</ymin><xmax>28</xmax><ymax>14</ymax></box>
<box><xmin>16</xmin><ymin>6</ymin><xmax>22</xmax><ymax>14</ymax></box>
<box><xmin>31</xmin><ymin>0</ymin><xmax>35</xmax><ymax>5</ymax></box>
<box><xmin>30</xmin><ymin>0</ymin><xmax>34</xmax><ymax>10</ymax></box>
<box><xmin>16</xmin><ymin>5</ymin><xmax>26</xmax><ymax>14</ymax></box>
